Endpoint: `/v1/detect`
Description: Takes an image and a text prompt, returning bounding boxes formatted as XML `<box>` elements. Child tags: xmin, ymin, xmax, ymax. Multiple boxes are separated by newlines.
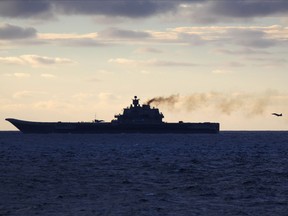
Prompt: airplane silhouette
<box><xmin>272</xmin><ymin>113</ymin><xmax>282</xmax><ymax>117</ymax></box>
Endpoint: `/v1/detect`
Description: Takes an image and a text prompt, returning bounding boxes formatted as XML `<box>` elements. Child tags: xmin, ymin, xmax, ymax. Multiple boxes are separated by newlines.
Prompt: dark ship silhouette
<box><xmin>6</xmin><ymin>96</ymin><xmax>219</xmax><ymax>133</ymax></box>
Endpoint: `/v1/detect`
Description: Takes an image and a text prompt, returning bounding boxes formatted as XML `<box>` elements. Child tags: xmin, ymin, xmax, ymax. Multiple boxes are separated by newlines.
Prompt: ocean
<box><xmin>0</xmin><ymin>131</ymin><xmax>288</xmax><ymax>216</ymax></box>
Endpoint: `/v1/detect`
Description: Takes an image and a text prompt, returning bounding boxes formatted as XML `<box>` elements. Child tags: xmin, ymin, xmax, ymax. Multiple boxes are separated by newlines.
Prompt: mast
<box><xmin>132</xmin><ymin>96</ymin><xmax>140</xmax><ymax>107</ymax></box>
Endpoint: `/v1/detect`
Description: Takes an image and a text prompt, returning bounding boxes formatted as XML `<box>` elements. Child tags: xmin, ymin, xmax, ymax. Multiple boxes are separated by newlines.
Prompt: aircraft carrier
<box><xmin>6</xmin><ymin>96</ymin><xmax>220</xmax><ymax>133</ymax></box>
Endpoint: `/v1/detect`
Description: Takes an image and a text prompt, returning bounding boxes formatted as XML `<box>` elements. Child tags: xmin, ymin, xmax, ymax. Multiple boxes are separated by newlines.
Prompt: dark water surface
<box><xmin>0</xmin><ymin>131</ymin><xmax>288</xmax><ymax>215</ymax></box>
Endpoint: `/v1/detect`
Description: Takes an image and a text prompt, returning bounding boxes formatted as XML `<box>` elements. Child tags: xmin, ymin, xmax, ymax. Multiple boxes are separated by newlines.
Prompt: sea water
<box><xmin>0</xmin><ymin>131</ymin><xmax>288</xmax><ymax>216</ymax></box>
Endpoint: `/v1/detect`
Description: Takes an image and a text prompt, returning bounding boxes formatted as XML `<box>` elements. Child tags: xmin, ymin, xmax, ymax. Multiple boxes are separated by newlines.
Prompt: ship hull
<box><xmin>6</xmin><ymin>118</ymin><xmax>220</xmax><ymax>134</ymax></box>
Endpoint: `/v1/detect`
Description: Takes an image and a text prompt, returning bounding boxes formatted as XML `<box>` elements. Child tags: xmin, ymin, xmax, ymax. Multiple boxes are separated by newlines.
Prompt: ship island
<box><xmin>6</xmin><ymin>96</ymin><xmax>220</xmax><ymax>134</ymax></box>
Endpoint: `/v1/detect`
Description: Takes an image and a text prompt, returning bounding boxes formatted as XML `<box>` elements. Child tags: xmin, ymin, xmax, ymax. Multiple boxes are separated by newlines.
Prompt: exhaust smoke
<box><xmin>146</xmin><ymin>92</ymin><xmax>276</xmax><ymax>117</ymax></box>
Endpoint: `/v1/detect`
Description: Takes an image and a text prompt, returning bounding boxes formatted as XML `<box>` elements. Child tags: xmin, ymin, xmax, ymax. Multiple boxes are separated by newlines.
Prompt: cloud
<box><xmin>0</xmin><ymin>54</ymin><xmax>75</xmax><ymax>66</ymax></box>
<box><xmin>174</xmin><ymin>26</ymin><xmax>287</xmax><ymax>48</ymax></box>
<box><xmin>59</xmin><ymin>38</ymin><xmax>105</xmax><ymax>47</ymax></box>
<box><xmin>39</xmin><ymin>33</ymin><xmax>97</xmax><ymax>40</ymax></box>
<box><xmin>38</xmin><ymin>29</ymin><xmax>151</xmax><ymax>47</ymax></box>
<box><xmin>1</xmin><ymin>0</ymin><xmax>288</xmax><ymax>23</ymax></box>
<box><xmin>54</xmin><ymin>0</ymin><xmax>182</xmax><ymax>18</ymax></box>
<box><xmin>0</xmin><ymin>0</ymin><xmax>52</xmax><ymax>19</ymax></box>
<box><xmin>0</xmin><ymin>56</ymin><xmax>24</xmax><ymax>65</ymax></box>
<box><xmin>214</xmin><ymin>48</ymin><xmax>272</xmax><ymax>56</ymax></box>
<box><xmin>207</xmin><ymin>0</ymin><xmax>288</xmax><ymax>19</ymax></box>
<box><xmin>226</xmin><ymin>28</ymin><xmax>276</xmax><ymax>48</ymax></box>
<box><xmin>0</xmin><ymin>24</ymin><xmax>282</xmax><ymax>49</ymax></box>
<box><xmin>0</xmin><ymin>0</ymin><xmax>198</xmax><ymax>19</ymax></box>
<box><xmin>0</xmin><ymin>23</ymin><xmax>37</xmax><ymax>40</ymax></box>
<box><xmin>13</xmin><ymin>73</ymin><xmax>31</xmax><ymax>78</ymax></box>
<box><xmin>3</xmin><ymin>73</ymin><xmax>31</xmax><ymax>78</ymax></box>
<box><xmin>38</xmin><ymin>28</ymin><xmax>152</xmax><ymax>46</ymax></box>
<box><xmin>167</xmin><ymin>25</ymin><xmax>287</xmax><ymax>48</ymax></box>
<box><xmin>109</xmin><ymin>58</ymin><xmax>197</xmax><ymax>67</ymax></box>
<box><xmin>38</xmin><ymin>32</ymin><xmax>104</xmax><ymax>47</ymax></box>
<box><xmin>134</xmin><ymin>47</ymin><xmax>163</xmax><ymax>54</ymax></box>
<box><xmin>21</xmin><ymin>55</ymin><xmax>74</xmax><ymax>65</ymax></box>
<box><xmin>98</xmin><ymin>27</ymin><xmax>151</xmax><ymax>39</ymax></box>
<box><xmin>0</xmin><ymin>23</ymin><xmax>286</xmax><ymax>51</ymax></box>
<box><xmin>177</xmin><ymin>0</ymin><xmax>288</xmax><ymax>24</ymax></box>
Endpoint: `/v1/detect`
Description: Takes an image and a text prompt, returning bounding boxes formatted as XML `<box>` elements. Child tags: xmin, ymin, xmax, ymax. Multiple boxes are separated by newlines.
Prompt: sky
<box><xmin>1</xmin><ymin>0</ymin><xmax>288</xmax><ymax>131</ymax></box>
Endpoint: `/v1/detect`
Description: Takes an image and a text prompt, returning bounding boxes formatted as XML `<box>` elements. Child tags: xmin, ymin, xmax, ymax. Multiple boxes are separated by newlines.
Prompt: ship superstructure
<box><xmin>113</xmin><ymin>96</ymin><xmax>164</xmax><ymax>124</ymax></box>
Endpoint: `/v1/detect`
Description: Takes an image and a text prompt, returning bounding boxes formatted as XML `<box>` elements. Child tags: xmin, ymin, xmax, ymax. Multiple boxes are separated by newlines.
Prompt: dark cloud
<box><xmin>54</xmin><ymin>1</ymin><xmax>178</xmax><ymax>18</ymax></box>
<box><xmin>207</xmin><ymin>0</ymin><xmax>288</xmax><ymax>18</ymax></box>
<box><xmin>99</xmin><ymin>28</ymin><xmax>151</xmax><ymax>39</ymax></box>
<box><xmin>0</xmin><ymin>24</ymin><xmax>37</xmax><ymax>40</ymax></box>
<box><xmin>1</xmin><ymin>0</ymin><xmax>287</xmax><ymax>22</ymax></box>
<box><xmin>0</xmin><ymin>0</ymin><xmax>202</xmax><ymax>19</ymax></box>
<box><xmin>0</xmin><ymin>0</ymin><xmax>52</xmax><ymax>19</ymax></box>
<box><xmin>181</xmin><ymin>0</ymin><xmax>288</xmax><ymax>24</ymax></box>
